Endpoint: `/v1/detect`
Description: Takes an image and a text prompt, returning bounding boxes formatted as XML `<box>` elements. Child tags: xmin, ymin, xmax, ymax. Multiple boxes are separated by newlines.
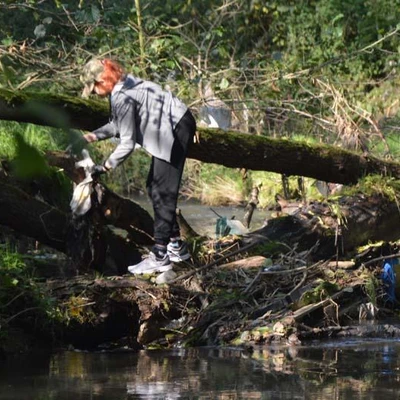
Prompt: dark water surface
<box><xmin>1</xmin><ymin>339</ymin><xmax>400</xmax><ymax>399</ymax></box>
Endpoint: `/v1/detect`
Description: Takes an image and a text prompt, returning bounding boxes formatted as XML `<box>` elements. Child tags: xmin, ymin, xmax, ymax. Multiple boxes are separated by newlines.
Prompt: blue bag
<box><xmin>381</xmin><ymin>260</ymin><xmax>396</xmax><ymax>303</ymax></box>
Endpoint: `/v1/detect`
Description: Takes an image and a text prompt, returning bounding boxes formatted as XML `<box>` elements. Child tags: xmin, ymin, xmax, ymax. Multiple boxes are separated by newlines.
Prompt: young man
<box><xmin>80</xmin><ymin>58</ymin><xmax>195</xmax><ymax>274</ymax></box>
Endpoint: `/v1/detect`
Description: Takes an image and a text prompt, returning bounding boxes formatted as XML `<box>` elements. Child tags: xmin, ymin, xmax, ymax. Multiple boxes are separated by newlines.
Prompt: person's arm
<box><xmin>104</xmin><ymin>96</ymin><xmax>137</xmax><ymax>170</ymax></box>
<box><xmin>83</xmin><ymin>121</ymin><xmax>117</xmax><ymax>143</ymax></box>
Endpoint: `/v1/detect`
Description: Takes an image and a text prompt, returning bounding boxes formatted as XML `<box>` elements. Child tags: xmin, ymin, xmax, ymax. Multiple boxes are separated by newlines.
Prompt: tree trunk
<box><xmin>2</xmin><ymin>88</ymin><xmax>400</xmax><ymax>185</ymax></box>
<box><xmin>244</xmin><ymin>193</ymin><xmax>400</xmax><ymax>259</ymax></box>
<box><xmin>0</xmin><ymin>167</ymin><xmax>145</xmax><ymax>274</ymax></box>
<box><xmin>1</xmin><ymin>155</ymin><xmax>400</xmax><ymax>266</ymax></box>
<box><xmin>2</xmin><ymin>89</ymin><xmax>400</xmax><ymax>271</ymax></box>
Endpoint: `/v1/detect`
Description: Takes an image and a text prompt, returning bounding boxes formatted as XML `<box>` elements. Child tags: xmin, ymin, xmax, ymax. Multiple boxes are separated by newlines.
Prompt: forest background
<box><xmin>1</xmin><ymin>0</ymin><xmax>400</xmax><ymax>207</ymax></box>
<box><xmin>2</xmin><ymin>0</ymin><xmax>400</xmax><ymax>353</ymax></box>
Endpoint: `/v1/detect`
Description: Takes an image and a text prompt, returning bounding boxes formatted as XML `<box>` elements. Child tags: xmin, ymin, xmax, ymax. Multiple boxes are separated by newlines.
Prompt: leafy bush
<box><xmin>0</xmin><ymin>244</ymin><xmax>54</xmax><ymax>347</ymax></box>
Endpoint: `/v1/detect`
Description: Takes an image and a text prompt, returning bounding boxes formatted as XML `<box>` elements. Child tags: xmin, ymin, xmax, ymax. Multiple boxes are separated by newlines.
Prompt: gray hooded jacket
<box><xmin>93</xmin><ymin>74</ymin><xmax>188</xmax><ymax>168</ymax></box>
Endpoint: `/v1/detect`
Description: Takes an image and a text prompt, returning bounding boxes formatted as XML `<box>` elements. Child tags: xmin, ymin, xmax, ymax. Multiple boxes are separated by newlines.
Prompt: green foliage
<box><xmin>355</xmin><ymin>175</ymin><xmax>400</xmax><ymax>201</ymax></box>
<box><xmin>0</xmin><ymin>121</ymin><xmax>57</xmax><ymax>158</ymax></box>
<box><xmin>0</xmin><ymin>121</ymin><xmax>75</xmax><ymax>208</ymax></box>
<box><xmin>183</xmin><ymin>161</ymin><xmax>248</xmax><ymax>206</ymax></box>
<box><xmin>299</xmin><ymin>281</ymin><xmax>339</xmax><ymax>306</ymax></box>
<box><xmin>250</xmin><ymin>241</ymin><xmax>289</xmax><ymax>258</ymax></box>
<box><xmin>0</xmin><ymin>244</ymin><xmax>26</xmax><ymax>288</ymax></box>
<box><xmin>0</xmin><ymin>244</ymin><xmax>65</xmax><ymax>350</ymax></box>
<box><xmin>365</xmin><ymin>274</ymin><xmax>379</xmax><ymax>306</ymax></box>
<box><xmin>12</xmin><ymin>132</ymin><xmax>49</xmax><ymax>178</ymax></box>
<box><xmin>1</xmin><ymin>0</ymin><xmax>400</xmax><ymax>207</ymax></box>
<box><xmin>91</xmin><ymin>141</ymin><xmax>151</xmax><ymax>194</ymax></box>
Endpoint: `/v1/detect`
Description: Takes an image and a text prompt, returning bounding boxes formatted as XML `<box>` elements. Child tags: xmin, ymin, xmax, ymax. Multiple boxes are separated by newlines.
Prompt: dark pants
<box><xmin>146</xmin><ymin>110</ymin><xmax>196</xmax><ymax>246</ymax></box>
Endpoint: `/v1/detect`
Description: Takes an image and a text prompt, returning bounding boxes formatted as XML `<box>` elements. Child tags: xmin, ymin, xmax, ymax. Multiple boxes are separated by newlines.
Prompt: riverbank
<box><xmin>2</xmin><ymin>231</ymin><xmax>399</xmax><ymax>357</ymax></box>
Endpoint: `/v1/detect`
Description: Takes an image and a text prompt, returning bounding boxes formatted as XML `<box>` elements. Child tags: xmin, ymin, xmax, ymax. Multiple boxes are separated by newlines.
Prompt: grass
<box><xmin>0</xmin><ymin>121</ymin><xmax>58</xmax><ymax>157</ymax></box>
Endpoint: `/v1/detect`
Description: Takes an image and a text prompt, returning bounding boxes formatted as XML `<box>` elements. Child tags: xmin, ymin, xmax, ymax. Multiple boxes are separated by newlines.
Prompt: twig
<box><xmin>261</xmin><ymin>260</ymin><xmax>326</xmax><ymax>275</ymax></box>
<box><xmin>242</xmin><ymin>268</ymin><xmax>262</xmax><ymax>294</ymax></box>
<box><xmin>0</xmin><ymin>292</ymin><xmax>25</xmax><ymax>309</ymax></box>
<box><xmin>288</xmin><ymin>271</ymin><xmax>308</xmax><ymax>298</ymax></box>
<box><xmin>137</xmin><ymin>287</ymin><xmax>158</xmax><ymax>300</ymax></box>
<box><xmin>5</xmin><ymin>307</ymin><xmax>39</xmax><ymax>324</ymax></box>
<box><xmin>168</xmin><ymin>238</ymin><xmax>267</xmax><ymax>284</ymax></box>
<box><xmin>363</xmin><ymin>253</ymin><xmax>400</xmax><ymax>267</ymax></box>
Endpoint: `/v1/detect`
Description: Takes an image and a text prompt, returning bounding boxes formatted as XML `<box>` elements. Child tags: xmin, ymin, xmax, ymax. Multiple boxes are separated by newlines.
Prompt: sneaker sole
<box><xmin>169</xmin><ymin>253</ymin><xmax>191</xmax><ymax>263</ymax></box>
<box><xmin>128</xmin><ymin>264</ymin><xmax>172</xmax><ymax>274</ymax></box>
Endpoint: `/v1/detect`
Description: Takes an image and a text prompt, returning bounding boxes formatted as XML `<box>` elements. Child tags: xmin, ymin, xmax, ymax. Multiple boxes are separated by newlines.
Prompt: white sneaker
<box><xmin>167</xmin><ymin>241</ymin><xmax>191</xmax><ymax>262</ymax></box>
<box><xmin>127</xmin><ymin>252</ymin><xmax>172</xmax><ymax>274</ymax></box>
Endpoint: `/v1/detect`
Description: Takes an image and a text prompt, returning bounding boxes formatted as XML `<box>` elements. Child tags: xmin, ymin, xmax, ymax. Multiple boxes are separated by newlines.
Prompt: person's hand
<box><xmin>83</xmin><ymin>133</ymin><xmax>98</xmax><ymax>143</ymax></box>
<box><xmin>91</xmin><ymin>165</ymin><xmax>107</xmax><ymax>179</ymax></box>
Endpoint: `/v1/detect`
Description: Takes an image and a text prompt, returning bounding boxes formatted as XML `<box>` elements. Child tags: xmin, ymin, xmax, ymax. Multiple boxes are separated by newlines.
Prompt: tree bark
<box><xmin>243</xmin><ymin>193</ymin><xmax>400</xmax><ymax>259</ymax></box>
<box><xmin>0</xmin><ymin>88</ymin><xmax>108</xmax><ymax>131</ymax></box>
<box><xmin>0</xmin><ymin>177</ymin><xmax>67</xmax><ymax>252</ymax></box>
<box><xmin>2</xmin><ymin>89</ymin><xmax>400</xmax><ymax>271</ymax></box>
<box><xmin>2</xmin><ymin>88</ymin><xmax>400</xmax><ymax>184</ymax></box>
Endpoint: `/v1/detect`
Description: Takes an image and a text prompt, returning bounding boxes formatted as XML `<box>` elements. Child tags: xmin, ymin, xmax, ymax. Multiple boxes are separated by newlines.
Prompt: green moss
<box><xmin>351</xmin><ymin>175</ymin><xmax>400</xmax><ymax>201</ymax></box>
<box><xmin>250</xmin><ymin>240</ymin><xmax>289</xmax><ymax>257</ymax></box>
<box><xmin>0</xmin><ymin>87</ymin><xmax>107</xmax><ymax>113</ymax></box>
<box><xmin>252</xmin><ymin>326</ymin><xmax>272</xmax><ymax>334</ymax></box>
<box><xmin>298</xmin><ymin>281</ymin><xmax>339</xmax><ymax>306</ymax></box>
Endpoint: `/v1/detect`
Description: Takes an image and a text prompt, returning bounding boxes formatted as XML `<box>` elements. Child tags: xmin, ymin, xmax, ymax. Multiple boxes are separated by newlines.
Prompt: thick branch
<box><xmin>0</xmin><ymin>88</ymin><xmax>108</xmax><ymax>131</ymax></box>
<box><xmin>2</xmin><ymin>88</ymin><xmax>400</xmax><ymax>184</ymax></box>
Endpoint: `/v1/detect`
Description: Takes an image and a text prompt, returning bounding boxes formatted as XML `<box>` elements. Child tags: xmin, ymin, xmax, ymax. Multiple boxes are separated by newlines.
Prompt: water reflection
<box><xmin>1</xmin><ymin>340</ymin><xmax>400</xmax><ymax>399</ymax></box>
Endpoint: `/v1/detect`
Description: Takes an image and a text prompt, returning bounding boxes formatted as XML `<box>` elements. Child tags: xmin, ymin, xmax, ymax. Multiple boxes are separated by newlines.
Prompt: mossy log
<box><xmin>2</xmin><ymin>88</ymin><xmax>400</xmax><ymax>184</ymax></box>
<box><xmin>1</xmin><ymin>151</ymin><xmax>154</xmax><ymax>246</ymax></box>
<box><xmin>2</xmin><ymin>153</ymin><xmax>400</xmax><ymax>269</ymax></box>
<box><xmin>243</xmin><ymin>193</ymin><xmax>400</xmax><ymax>259</ymax></box>
<box><xmin>0</xmin><ymin>88</ymin><xmax>108</xmax><ymax>131</ymax></box>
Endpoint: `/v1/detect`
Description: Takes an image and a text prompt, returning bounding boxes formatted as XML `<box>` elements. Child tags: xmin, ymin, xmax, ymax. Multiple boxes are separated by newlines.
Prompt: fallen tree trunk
<box><xmin>0</xmin><ymin>89</ymin><xmax>108</xmax><ymax>131</ymax></box>
<box><xmin>2</xmin><ymin>88</ymin><xmax>400</xmax><ymax>184</ymax></box>
<box><xmin>2</xmin><ymin>152</ymin><xmax>154</xmax><ymax>246</ymax></box>
<box><xmin>242</xmin><ymin>193</ymin><xmax>400</xmax><ymax>259</ymax></box>
<box><xmin>1</xmin><ymin>159</ymin><xmax>400</xmax><ymax>268</ymax></box>
<box><xmin>0</xmin><ymin>170</ymin><xmax>145</xmax><ymax>274</ymax></box>
<box><xmin>46</xmin><ymin>151</ymin><xmax>154</xmax><ymax>244</ymax></box>
<box><xmin>2</xmin><ymin>91</ymin><xmax>400</xmax><ymax>277</ymax></box>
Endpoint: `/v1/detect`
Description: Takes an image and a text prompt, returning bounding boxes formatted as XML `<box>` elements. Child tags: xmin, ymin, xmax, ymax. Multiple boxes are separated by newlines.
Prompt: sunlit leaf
<box><xmin>219</xmin><ymin>78</ymin><xmax>229</xmax><ymax>90</ymax></box>
<box><xmin>34</xmin><ymin>24</ymin><xmax>46</xmax><ymax>39</ymax></box>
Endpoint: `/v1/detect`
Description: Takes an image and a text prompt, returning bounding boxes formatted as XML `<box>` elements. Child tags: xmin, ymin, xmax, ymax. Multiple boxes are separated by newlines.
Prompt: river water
<box><xmin>1</xmin><ymin>338</ymin><xmax>400</xmax><ymax>399</ymax></box>
<box><xmin>3</xmin><ymin>201</ymin><xmax>399</xmax><ymax>399</ymax></box>
<box><xmin>133</xmin><ymin>196</ymin><xmax>268</xmax><ymax>238</ymax></box>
